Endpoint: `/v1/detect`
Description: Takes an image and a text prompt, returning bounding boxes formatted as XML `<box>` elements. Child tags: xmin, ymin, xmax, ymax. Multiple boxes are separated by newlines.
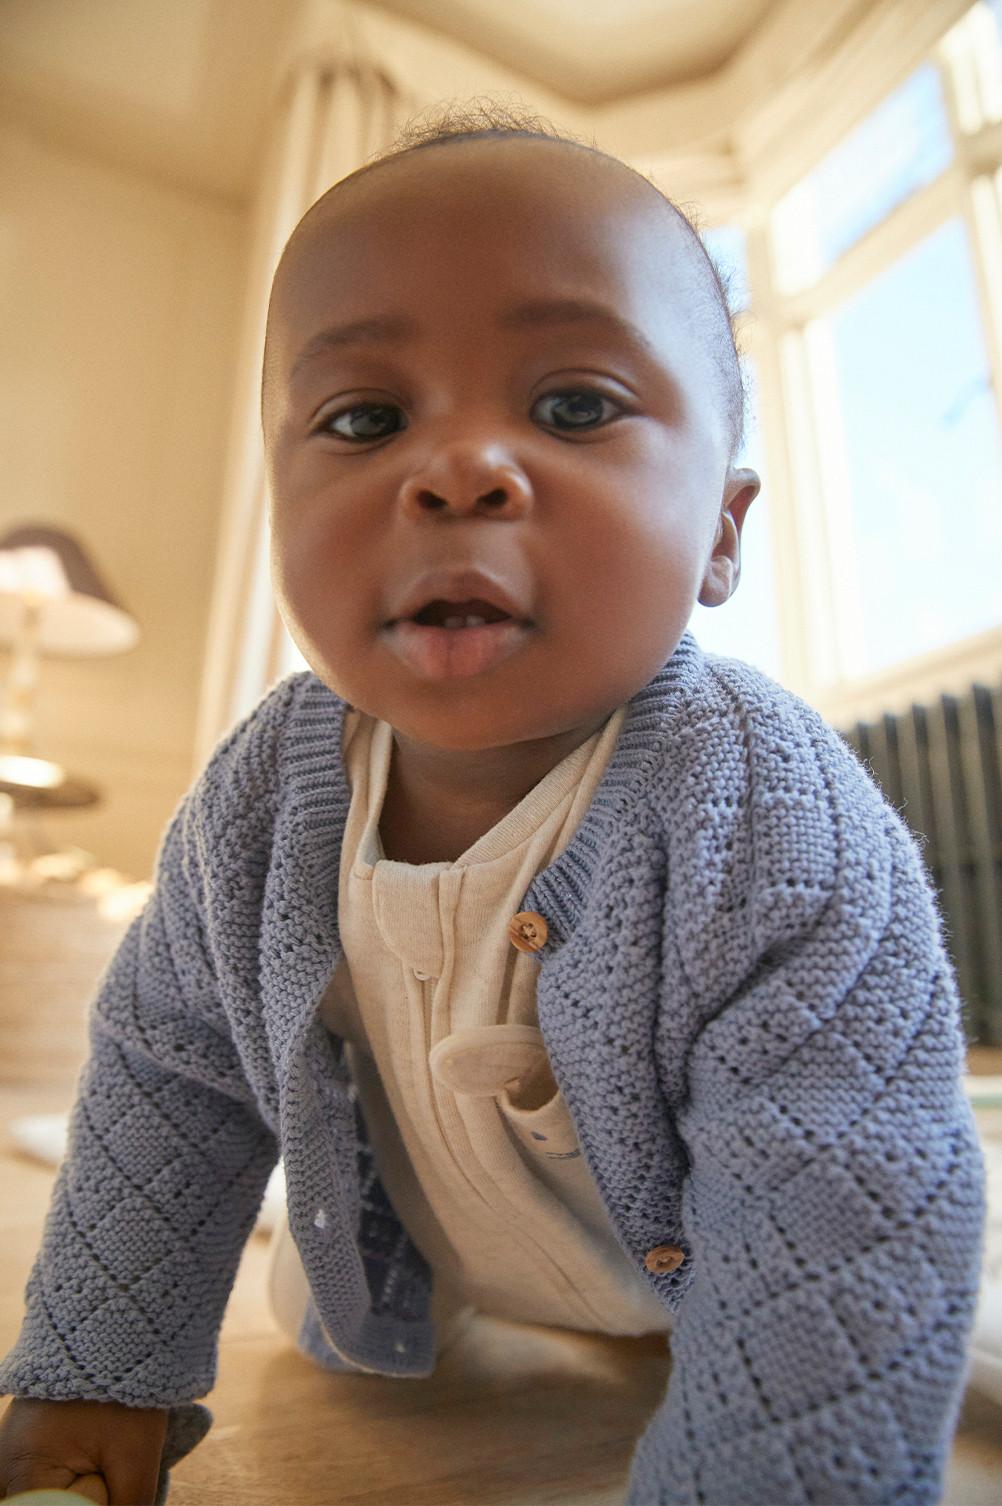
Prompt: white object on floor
<box><xmin>258</xmin><ymin>1160</ymin><xmax>287</xmax><ymax>1232</ymax></box>
<box><xmin>965</xmin><ymin>1074</ymin><xmax>1002</xmax><ymax>1107</ymax></box>
<box><xmin>967</xmin><ymin>1283</ymin><xmax>1002</xmax><ymax>1407</ymax></box>
<box><xmin>8</xmin><ymin>1113</ymin><xmax>67</xmax><ymax>1166</ymax></box>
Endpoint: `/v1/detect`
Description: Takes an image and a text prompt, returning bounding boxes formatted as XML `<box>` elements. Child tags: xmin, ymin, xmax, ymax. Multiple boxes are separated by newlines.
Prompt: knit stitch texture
<box><xmin>0</xmin><ymin>632</ymin><xmax>987</xmax><ymax>1504</ymax></box>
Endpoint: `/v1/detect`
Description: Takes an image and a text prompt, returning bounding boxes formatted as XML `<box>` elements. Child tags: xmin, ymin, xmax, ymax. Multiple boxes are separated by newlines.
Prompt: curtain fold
<box><xmin>194</xmin><ymin>61</ymin><xmax>413</xmax><ymax>767</ymax></box>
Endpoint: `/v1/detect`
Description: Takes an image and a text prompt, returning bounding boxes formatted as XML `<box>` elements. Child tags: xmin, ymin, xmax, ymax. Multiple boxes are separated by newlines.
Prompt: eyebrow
<box><xmin>288</xmin><ymin>298</ymin><xmax>657</xmax><ymax>381</ymax></box>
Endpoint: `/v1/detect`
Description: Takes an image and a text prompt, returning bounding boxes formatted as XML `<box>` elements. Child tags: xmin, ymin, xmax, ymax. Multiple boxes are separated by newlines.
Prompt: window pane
<box><xmin>701</xmin><ymin>223</ymin><xmax>749</xmax><ymax>313</ymax></box>
<box><xmin>689</xmin><ymin>363</ymin><xmax>783</xmax><ymax>681</ymax></box>
<box><xmin>984</xmin><ymin>0</ymin><xmax>1002</xmax><ymax>120</ymax></box>
<box><xmin>821</xmin><ymin>217</ymin><xmax>1002</xmax><ymax>677</ymax></box>
<box><xmin>772</xmin><ymin>65</ymin><xmax>953</xmax><ymax>293</ymax></box>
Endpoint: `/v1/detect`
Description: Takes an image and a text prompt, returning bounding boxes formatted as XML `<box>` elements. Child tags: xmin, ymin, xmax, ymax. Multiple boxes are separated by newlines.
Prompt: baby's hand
<box><xmin>0</xmin><ymin>1396</ymin><xmax>167</xmax><ymax>1504</ymax></box>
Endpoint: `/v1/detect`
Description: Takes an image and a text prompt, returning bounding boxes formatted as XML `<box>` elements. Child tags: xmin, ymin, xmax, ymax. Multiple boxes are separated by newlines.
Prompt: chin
<box><xmin>385</xmin><ymin>703</ymin><xmax>533</xmax><ymax>751</ymax></box>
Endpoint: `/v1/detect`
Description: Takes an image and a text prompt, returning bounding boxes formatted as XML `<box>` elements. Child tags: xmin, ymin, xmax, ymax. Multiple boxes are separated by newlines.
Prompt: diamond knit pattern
<box><xmin>0</xmin><ymin>632</ymin><xmax>986</xmax><ymax>1506</ymax></box>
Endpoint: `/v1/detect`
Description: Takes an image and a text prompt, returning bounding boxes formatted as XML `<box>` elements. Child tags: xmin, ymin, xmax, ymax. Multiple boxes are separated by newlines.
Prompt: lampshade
<box><xmin>0</xmin><ymin>524</ymin><xmax>139</xmax><ymax>656</ymax></box>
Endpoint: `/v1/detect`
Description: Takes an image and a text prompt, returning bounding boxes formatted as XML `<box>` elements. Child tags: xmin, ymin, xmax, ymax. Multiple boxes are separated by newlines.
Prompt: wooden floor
<box><xmin>1</xmin><ymin>883</ymin><xmax>1001</xmax><ymax>1504</ymax></box>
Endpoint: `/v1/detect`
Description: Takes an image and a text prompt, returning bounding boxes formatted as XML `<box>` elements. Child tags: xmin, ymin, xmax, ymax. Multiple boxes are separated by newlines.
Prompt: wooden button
<box><xmin>643</xmin><ymin>1244</ymin><xmax>684</xmax><ymax>1274</ymax></box>
<box><xmin>508</xmin><ymin>911</ymin><xmax>549</xmax><ymax>953</ymax></box>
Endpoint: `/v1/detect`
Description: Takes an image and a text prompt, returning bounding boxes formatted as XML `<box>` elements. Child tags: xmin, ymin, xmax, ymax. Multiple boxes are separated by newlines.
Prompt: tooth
<box><xmin>443</xmin><ymin>616</ymin><xmax>466</xmax><ymax>629</ymax></box>
<box><xmin>465</xmin><ymin>615</ymin><xmax>486</xmax><ymax>627</ymax></box>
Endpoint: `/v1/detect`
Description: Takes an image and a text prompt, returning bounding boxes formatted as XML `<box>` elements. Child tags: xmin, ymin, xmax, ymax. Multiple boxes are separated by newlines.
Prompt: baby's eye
<box><xmin>324</xmin><ymin>403</ymin><xmax>406</xmax><ymax>441</ymax></box>
<box><xmin>531</xmin><ymin>389</ymin><xmax>621</xmax><ymax>432</ymax></box>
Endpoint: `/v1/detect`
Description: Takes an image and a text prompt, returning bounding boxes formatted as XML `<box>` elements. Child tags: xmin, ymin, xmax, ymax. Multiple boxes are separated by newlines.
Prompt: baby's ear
<box><xmin>697</xmin><ymin>468</ymin><xmax>760</xmax><ymax>607</ymax></box>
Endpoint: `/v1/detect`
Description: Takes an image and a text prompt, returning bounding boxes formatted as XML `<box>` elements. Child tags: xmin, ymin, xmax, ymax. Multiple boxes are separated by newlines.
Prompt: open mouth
<box><xmin>403</xmin><ymin>598</ymin><xmax>518</xmax><ymax>629</ymax></box>
<box><xmin>383</xmin><ymin>603</ymin><xmax>534</xmax><ymax>680</ymax></box>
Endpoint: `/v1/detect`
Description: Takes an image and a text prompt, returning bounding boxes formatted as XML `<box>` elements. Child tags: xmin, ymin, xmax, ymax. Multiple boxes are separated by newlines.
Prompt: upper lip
<box><xmin>385</xmin><ymin>567</ymin><xmax>533</xmax><ymax>626</ymax></box>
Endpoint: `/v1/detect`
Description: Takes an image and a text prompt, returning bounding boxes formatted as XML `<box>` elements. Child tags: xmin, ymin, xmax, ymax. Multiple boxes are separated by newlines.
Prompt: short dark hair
<box><xmin>272</xmin><ymin>97</ymin><xmax>747</xmax><ymax>456</ymax></box>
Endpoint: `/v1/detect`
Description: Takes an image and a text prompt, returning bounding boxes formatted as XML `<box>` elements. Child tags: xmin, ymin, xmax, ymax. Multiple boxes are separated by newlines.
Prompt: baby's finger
<box><xmin>65</xmin><ymin>1475</ymin><xmax>109</xmax><ymax>1505</ymax></box>
<box><xmin>99</xmin><ymin>1414</ymin><xmax>165</xmax><ymax>1506</ymax></box>
<box><xmin>1</xmin><ymin>1460</ymin><xmax>101</xmax><ymax>1501</ymax></box>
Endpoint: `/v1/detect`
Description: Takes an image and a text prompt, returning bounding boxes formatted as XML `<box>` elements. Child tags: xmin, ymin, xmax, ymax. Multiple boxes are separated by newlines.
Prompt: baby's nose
<box><xmin>398</xmin><ymin>440</ymin><xmax>532</xmax><ymax>517</ymax></box>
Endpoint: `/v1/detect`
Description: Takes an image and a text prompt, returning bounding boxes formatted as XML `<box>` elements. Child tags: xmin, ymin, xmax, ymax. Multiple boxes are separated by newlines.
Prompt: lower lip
<box><xmin>381</xmin><ymin>619</ymin><xmax>534</xmax><ymax>680</ymax></box>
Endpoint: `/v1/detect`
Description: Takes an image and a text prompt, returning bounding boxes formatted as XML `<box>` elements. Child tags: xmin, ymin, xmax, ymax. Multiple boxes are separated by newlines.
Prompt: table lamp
<box><xmin>0</xmin><ymin>523</ymin><xmax>140</xmax><ymax>890</ymax></box>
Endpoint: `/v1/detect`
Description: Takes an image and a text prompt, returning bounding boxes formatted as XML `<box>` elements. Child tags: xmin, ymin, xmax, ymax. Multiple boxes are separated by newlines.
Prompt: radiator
<box><xmin>837</xmin><ymin>681</ymin><xmax>1002</xmax><ymax>1047</ymax></box>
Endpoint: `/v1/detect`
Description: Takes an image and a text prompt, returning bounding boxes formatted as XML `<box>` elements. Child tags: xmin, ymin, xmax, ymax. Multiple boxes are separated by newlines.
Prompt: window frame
<box><xmin>722</xmin><ymin>0</ymin><xmax>1002</xmax><ymax>725</ymax></box>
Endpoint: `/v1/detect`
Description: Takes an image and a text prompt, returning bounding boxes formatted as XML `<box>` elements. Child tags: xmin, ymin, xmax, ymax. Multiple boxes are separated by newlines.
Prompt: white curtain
<box><xmin>193</xmin><ymin>60</ymin><xmax>414</xmax><ymax>767</ymax></box>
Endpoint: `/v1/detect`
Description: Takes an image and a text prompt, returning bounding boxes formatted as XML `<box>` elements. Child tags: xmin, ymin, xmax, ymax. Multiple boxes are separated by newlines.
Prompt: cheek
<box><xmin>557</xmin><ymin>485</ymin><xmax>705</xmax><ymax>676</ymax></box>
<box><xmin>560</xmin><ymin>484</ymin><xmax>702</xmax><ymax>609</ymax></box>
<box><xmin>271</xmin><ymin>503</ymin><xmax>352</xmax><ymax>638</ymax></box>
<box><xmin>272</xmin><ymin>514</ymin><xmax>318</xmax><ymax>607</ymax></box>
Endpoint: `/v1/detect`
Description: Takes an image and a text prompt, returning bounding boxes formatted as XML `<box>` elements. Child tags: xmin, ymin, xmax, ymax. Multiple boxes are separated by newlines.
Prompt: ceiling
<box><xmin>366</xmin><ymin>0</ymin><xmax>779</xmax><ymax>103</ymax></box>
<box><xmin>0</xmin><ymin>0</ymin><xmax>780</xmax><ymax>201</ymax></box>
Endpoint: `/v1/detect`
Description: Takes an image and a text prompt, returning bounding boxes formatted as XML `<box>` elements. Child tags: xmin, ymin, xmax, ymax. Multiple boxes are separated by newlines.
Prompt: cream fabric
<box><xmin>268</xmin><ymin>703</ymin><xmax>670</xmax><ymax>1347</ymax></box>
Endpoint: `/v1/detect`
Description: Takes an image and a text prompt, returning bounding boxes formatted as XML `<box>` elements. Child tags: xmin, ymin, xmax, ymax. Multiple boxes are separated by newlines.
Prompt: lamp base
<box><xmin>0</xmin><ymin>796</ymin><xmax>100</xmax><ymax>898</ymax></box>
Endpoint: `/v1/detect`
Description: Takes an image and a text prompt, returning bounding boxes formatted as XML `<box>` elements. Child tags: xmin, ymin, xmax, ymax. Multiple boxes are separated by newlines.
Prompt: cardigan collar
<box><xmin>261</xmin><ymin>631</ymin><xmax>707</xmax><ymax>1031</ymax></box>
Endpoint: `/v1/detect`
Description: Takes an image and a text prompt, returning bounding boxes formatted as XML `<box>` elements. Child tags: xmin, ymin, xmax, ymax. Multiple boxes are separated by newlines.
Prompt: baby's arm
<box><xmin>628</xmin><ymin>766</ymin><xmax>985</xmax><ymax>1504</ymax></box>
<box><xmin>0</xmin><ymin>782</ymin><xmax>278</xmax><ymax>1503</ymax></box>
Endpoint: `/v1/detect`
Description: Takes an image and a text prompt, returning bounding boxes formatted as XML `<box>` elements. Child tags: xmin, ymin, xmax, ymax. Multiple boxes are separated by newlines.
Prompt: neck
<box><xmin>379</xmin><ymin>715</ymin><xmax>612</xmax><ymax>863</ymax></box>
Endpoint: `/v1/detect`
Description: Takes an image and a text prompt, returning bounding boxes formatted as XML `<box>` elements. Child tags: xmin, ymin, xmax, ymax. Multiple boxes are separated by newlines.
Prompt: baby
<box><xmin>0</xmin><ymin>103</ymin><xmax>987</xmax><ymax>1506</ymax></box>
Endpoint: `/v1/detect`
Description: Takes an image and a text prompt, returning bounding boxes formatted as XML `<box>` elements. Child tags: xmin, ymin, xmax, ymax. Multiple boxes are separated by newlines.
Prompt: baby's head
<box><xmin>262</xmin><ymin>102</ymin><xmax>759</xmax><ymax>755</ymax></box>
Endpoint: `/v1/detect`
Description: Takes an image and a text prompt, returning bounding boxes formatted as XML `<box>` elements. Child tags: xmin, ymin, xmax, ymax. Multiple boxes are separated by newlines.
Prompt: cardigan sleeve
<box><xmin>627</xmin><ymin>774</ymin><xmax>987</xmax><ymax>1503</ymax></box>
<box><xmin>0</xmin><ymin>784</ymin><xmax>279</xmax><ymax>1422</ymax></box>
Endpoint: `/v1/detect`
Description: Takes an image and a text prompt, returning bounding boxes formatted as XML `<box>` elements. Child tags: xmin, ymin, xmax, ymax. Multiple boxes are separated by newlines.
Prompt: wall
<box><xmin>0</xmin><ymin>120</ymin><xmax>248</xmax><ymax>878</ymax></box>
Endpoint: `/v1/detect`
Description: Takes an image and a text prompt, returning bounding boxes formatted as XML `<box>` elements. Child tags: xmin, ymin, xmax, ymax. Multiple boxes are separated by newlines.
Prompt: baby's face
<box><xmin>263</xmin><ymin>139</ymin><xmax>757</xmax><ymax>752</ymax></box>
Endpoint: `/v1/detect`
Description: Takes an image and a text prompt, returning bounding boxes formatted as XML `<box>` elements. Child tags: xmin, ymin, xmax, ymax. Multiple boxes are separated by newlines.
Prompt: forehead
<box><xmin>269</xmin><ymin>139</ymin><xmax>711</xmax><ymax>362</ymax></box>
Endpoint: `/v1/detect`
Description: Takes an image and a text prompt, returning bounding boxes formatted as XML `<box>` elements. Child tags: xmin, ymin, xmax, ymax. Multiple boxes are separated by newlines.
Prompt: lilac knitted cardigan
<box><xmin>0</xmin><ymin>632</ymin><xmax>986</xmax><ymax>1504</ymax></box>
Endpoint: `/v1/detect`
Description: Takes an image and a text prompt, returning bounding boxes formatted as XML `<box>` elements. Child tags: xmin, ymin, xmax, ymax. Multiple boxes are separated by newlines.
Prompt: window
<box><xmin>771</xmin><ymin>65</ymin><xmax>953</xmax><ymax>295</ymax></box>
<box><xmin>754</xmin><ymin>1</ymin><xmax>1002</xmax><ymax>706</ymax></box>
<box><xmin>808</xmin><ymin>217</ymin><xmax>1002</xmax><ymax>677</ymax></box>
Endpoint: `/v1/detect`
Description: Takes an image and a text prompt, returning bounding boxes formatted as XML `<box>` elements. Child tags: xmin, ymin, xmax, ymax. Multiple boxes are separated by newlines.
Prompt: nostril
<box><xmin>415</xmin><ymin>488</ymin><xmax>508</xmax><ymax>511</ymax></box>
